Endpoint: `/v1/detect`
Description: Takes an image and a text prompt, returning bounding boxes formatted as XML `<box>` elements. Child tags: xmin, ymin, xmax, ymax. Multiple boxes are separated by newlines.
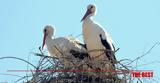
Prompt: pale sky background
<box><xmin>0</xmin><ymin>0</ymin><xmax>160</xmax><ymax>82</ymax></box>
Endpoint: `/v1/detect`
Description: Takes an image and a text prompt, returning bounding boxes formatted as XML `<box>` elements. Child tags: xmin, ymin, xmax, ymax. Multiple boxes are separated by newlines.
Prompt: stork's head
<box><xmin>42</xmin><ymin>25</ymin><xmax>55</xmax><ymax>50</ymax></box>
<box><xmin>81</xmin><ymin>4</ymin><xmax>96</xmax><ymax>22</ymax></box>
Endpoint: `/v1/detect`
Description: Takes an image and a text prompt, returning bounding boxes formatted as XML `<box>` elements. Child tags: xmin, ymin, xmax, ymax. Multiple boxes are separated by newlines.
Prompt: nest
<box><xmin>21</xmin><ymin>46</ymin><xmax>133</xmax><ymax>83</ymax></box>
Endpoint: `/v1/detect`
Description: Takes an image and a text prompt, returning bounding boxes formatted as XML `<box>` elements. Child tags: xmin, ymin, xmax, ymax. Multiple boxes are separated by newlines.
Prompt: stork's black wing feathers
<box><xmin>99</xmin><ymin>34</ymin><xmax>112</xmax><ymax>50</ymax></box>
<box><xmin>70</xmin><ymin>50</ymin><xmax>89</xmax><ymax>59</ymax></box>
<box><xmin>99</xmin><ymin>34</ymin><xmax>112</xmax><ymax>60</ymax></box>
<box><xmin>99</xmin><ymin>34</ymin><xmax>116</xmax><ymax>67</ymax></box>
<box><xmin>77</xmin><ymin>43</ymin><xmax>87</xmax><ymax>49</ymax></box>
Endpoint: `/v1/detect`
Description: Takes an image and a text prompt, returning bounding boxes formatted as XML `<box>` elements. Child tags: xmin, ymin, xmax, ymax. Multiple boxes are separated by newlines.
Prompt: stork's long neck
<box><xmin>83</xmin><ymin>16</ymin><xmax>94</xmax><ymax>25</ymax></box>
<box><xmin>45</xmin><ymin>33</ymin><xmax>53</xmax><ymax>46</ymax></box>
<box><xmin>82</xmin><ymin>17</ymin><xmax>96</xmax><ymax>34</ymax></box>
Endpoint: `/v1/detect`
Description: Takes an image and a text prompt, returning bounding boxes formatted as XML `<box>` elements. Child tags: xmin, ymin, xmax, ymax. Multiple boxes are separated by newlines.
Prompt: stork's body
<box><xmin>81</xmin><ymin>4</ymin><xmax>116</xmax><ymax>70</ymax></box>
<box><xmin>45</xmin><ymin>37</ymin><xmax>87</xmax><ymax>58</ymax></box>
<box><xmin>83</xmin><ymin>18</ymin><xmax>114</xmax><ymax>60</ymax></box>
<box><xmin>42</xmin><ymin>25</ymin><xmax>88</xmax><ymax>68</ymax></box>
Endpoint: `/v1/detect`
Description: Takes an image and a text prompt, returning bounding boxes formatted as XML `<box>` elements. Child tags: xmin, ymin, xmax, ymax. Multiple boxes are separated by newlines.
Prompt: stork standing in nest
<box><xmin>81</xmin><ymin>4</ymin><xmax>117</xmax><ymax>71</ymax></box>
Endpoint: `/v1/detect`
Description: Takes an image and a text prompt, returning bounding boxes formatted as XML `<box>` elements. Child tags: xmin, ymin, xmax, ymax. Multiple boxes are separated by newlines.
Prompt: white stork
<box><xmin>81</xmin><ymin>4</ymin><xmax>117</xmax><ymax>70</ymax></box>
<box><xmin>42</xmin><ymin>25</ymin><xmax>89</xmax><ymax>68</ymax></box>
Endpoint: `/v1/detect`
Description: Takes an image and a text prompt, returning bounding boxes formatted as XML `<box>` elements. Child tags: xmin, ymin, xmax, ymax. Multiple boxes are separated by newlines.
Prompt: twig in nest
<box><xmin>132</xmin><ymin>60</ymin><xmax>160</xmax><ymax>68</ymax></box>
<box><xmin>39</xmin><ymin>46</ymin><xmax>57</xmax><ymax>65</ymax></box>
<box><xmin>127</xmin><ymin>42</ymin><xmax>160</xmax><ymax>65</ymax></box>
<box><xmin>0</xmin><ymin>73</ymin><xmax>22</xmax><ymax>78</ymax></box>
<box><xmin>0</xmin><ymin>56</ymin><xmax>37</xmax><ymax>69</ymax></box>
<box><xmin>15</xmin><ymin>75</ymin><xmax>33</xmax><ymax>83</ymax></box>
<box><xmin>115</xmin><ymin>48</ymin><xmax>120</xmax><ymax>52</ymax></box>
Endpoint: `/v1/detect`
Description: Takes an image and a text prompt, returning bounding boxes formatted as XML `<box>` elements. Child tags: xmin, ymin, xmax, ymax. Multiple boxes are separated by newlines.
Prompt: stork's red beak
<box><xmin>42</xmin><ymin>32</ymin><xmax>47</xmax><ymax>50</ymax></box>
<box><xmin>81</xmin><ymin>9</ymin><xmax>92</xmax><ymax>22</ymax></box>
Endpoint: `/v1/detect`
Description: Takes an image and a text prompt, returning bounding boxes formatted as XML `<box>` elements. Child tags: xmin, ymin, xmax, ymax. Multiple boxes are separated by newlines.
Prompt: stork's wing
<box><xmin>65</xmin><ymin>37</ymin><xmax>89</xmax><ymax>59</ymax></box>
<box><xmin>76</xmin><ymin>42</ymin><xmax>87</xmax><ymax>49</ymax></box>
<box><xmin>99</xmin><ymin>34</ymin><xmax>114</xmax><ymax>60</ymax></box>
<box><xmin>99</xmin><ymin>34</ymin><xmax>117</xmax><ymax>69</ymax></box>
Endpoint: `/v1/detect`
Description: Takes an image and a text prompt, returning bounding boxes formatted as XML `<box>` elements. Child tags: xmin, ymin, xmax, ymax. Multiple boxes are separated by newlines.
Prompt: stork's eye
<box><xmin>91</xmin><ymin>6</ymin><xmax>93</xmax><ymax>9</ymax></box>
<box><xmin>44</xmin><ymin>29</ymin><xmax>47</xmax><ymax>32</ymax></box>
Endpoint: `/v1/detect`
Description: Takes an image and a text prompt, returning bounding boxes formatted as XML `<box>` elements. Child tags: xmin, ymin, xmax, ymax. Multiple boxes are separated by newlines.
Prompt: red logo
<box><xmin>132</xmin><ymin>70</ymin><xmax>153</xmax><ymax>78</ymax></box>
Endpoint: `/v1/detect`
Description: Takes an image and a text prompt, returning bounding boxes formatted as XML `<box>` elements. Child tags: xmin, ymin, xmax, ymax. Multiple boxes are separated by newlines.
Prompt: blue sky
<box><xmin>0</xmin><ymin>0</ymin><xmax>160</xmax><ymax>82</ymax></box>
